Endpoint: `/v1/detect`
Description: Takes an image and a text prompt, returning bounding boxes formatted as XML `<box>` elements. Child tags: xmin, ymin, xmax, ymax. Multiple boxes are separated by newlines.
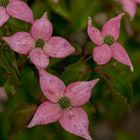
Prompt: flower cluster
<box><xmin>3</xmin><ymin>12</ymin><xmax>75</xmax><ymax>69</ymax></box>
<box><xmin>0</xmin><ymin>0</ymin><xmax>135</xmax><ymax>140</ymax></box>
<box><xmin>0</xmin><ymin>0</ymin><xmax>34</xmax><ymax>26</ymax></box>
<box><xmin>28</xmin><ymin>70</ymin><xmax>99</xmax><ymax>140</ymax></box>
<box><xmin>87</xmin><ymin>13</ymin><xmax>133</xmax><ymax>71</ymax></box>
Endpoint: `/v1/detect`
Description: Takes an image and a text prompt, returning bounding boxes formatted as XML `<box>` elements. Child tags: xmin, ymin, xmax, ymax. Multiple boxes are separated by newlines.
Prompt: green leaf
<box><xmin>98</xmin><ymin>66</ymin><xmax>132</xmax><ymax>103</ymax></box>
<box><xmin>0</xmin><ymin>44</ymin><xmax>19</xmax><ymax>75</ymax></box>
<box><xmin>9</xmin><ymin>104</ymin><xmax>37</xmax><ymax>135</ymax></box>
<box><xmin>84</xmin><ymin>41</ymin><xmax>95</xmax><ymax>55</ymax></box>
<box><xmin>61</xmin><ymin>62</ymin><xmax>92</xmax><ymax>85</ymax></box>
<box><xmin>47</xmin><ymin>0</ymin><xmax>71</xmax><ymax>21</ymax></box>
<box><xmin>70</xmin><ymin>0</ymin><xmax>99</xmax><ymax>30</ymax></box>
<box><xmin>95</xmin><ymin>65</ymin><xmax>132</xmax><ymax>118</ymax></box>
<box><xmin>20</xmin><ymin>65</ymin><xmax>42</xmax><ymax>101</ymax></box>
<box><xmin>32</xmin><ymin>0</ymin><xmax>49</xmax><ymax>18</ymax></box>
<box><xmin>107</xmin><ymin>93</ymin><xmax>131</xmax><ymax>119</ymax></box>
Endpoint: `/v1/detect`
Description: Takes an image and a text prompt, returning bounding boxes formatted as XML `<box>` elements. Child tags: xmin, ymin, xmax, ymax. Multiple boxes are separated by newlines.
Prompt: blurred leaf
<box><xmin>116</xmin><ymin>131</ymin><xmax>136</xmax><ymax>140</ymax></box>
<box><xmin>109</xmin><ymin>71</ymin><xmax>132</xmax><ymax>102</ymax></box>
<box><xmin>0</xmin><ymin>44</ymin><xmax>19</xmax><ymax>75</ymax></box>
<box><xmin>70</xmin><ymin>0</ymin><xmax>99</xmax><ymax>30</ymax></box>
<box><xmin>32</xmin><ymin>0</ymin><xmax>49</xmax><ymax>18</ymax></box>
<box><xmin>61</xmin><ymin>62</ymin><xmax>92</xmax><ymax>85</ymax></box>
<box><xmin>95</xmin><ymin>65</ymin><xmax>132</xmax><ymax>118</ymax></box>
<box><xmin>84</xmin><ymin>41</ymin><xmax>95</xmax><ymax>55</ymax></box>
<box><xmin>107</xmin><ymin>93</ymin><xmax>131</xmax><ymax>119</ymax></box>
<box><xmin>4</xmin><ymin>82</ymin><xmax>16</xmax><ymax>96</ymax></box>
<box><xmin>98</xmin><ymin>66</ymin><xmax>132</xmax><ymax>103</ymax></box>
<box><xmin>9</xmin><ymin>104</ymin><xmax>37</xmax><ymax>135</ymax></box>
<box><xmin>47</xmin><ymin>0</ymin><xmax>71</xmax><ymax>21</ymax></box>
<box><xmin>20</xmin><ymin>66</ymin><xmax>41</xmax><ymax>101</ymax></box>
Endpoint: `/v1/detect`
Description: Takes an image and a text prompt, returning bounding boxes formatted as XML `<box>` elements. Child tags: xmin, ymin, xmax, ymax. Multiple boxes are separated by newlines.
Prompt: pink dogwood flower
<box><xmin>118</xmin><ymin>0</ymin><xmax>140</xmax><ymax>19</ymax></box>
<box><xmin>87</xmin><ymin>13</ymin><xmax>133</xmax><ymax>71</ymax></box>
<box><xmin>0</xmin><ymin>0</ymin><xmax>34</xmax><ymax>26</ymax></box>
<box><xmin>3</xmin><ymin>12</ymin><xmax>75</xmax><ymax>69</ymax></box>
<box><xmin>28</xmin><ymin>69</ymin><xmax>99</xmax><ymax>140</ymax></box>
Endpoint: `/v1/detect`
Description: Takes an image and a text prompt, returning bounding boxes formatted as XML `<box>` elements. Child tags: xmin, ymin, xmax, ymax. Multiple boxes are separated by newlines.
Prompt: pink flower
<box><xmin>3</xmin><ymin>12</ymin><xmax>75</xmax><ymax>69</ymax></box>
<box><xmin>87</xmin><ymin>13</ymin><xmax>133</xmax><ymax>71</ymax></box>
<box><xmin>28</xmin><ymin>69</ymin><xmax>99</xmax><ymax>140</ymax></box>
<box><xmin>118</xmin><ymin>0</ymin><xmax>140</xmax><ymax>19</ymax></box>
<box><xmin>0</xmin><ymin>0</ymin><xmax>34</xmax><ymax>26</ymax></box>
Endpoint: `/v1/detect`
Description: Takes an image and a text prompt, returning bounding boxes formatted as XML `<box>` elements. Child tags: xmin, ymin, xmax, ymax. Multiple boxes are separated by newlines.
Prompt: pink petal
<box><xmin>28</xmin><ymin>101</ymin><xmax>62</xmax><ymax>128</ymax></box>
<box><xmin>29</xmin><ymin>48</ymin><xmax>49</xmax><ymax>69</ymax></box>
<box><xmin>118</xmin><ymin>0</ymin><xmax>136</xmax><ymax>19</ymax></box>
<box><xmin>6</xmin><ymin>0</ymin><xmax>34</xmax><ymax>24</ymax></box>
<box><xmin>3</xmin><ymin>32</ymin><xmax>34</xmax><ymax>54</ymax></box>
<box><xmin>44</xmin><ymin>36</ymin><xmax>75</xmax><ymax>58</ymax></box>
<box><xmin>0</xmin><ymin>7</ymin><xmax>9</xmax><ymax>27</ymax></box>
<box><xmin>87</xmin><ymin>17</ymin><xmax>103</xmax><ymax>45</ymax></box>
<box><xmin>134</xmin><ymin>0</ymin><xmax>140</xmax><ymax>3</ymax></box>
<box><xmin>39</xmin><ymin>69</ymin><xmax>66</xmax><ymax>103</ymax></box>
<box><xmin>9</xmin><ymin>0</ymin><xmax>20</xmax><ymax>2</ymax></box>
<box><xmin>31</xmin><ymin>12</ymin><xmax>53</xmax><ymax>42</ymax></box>
<box><xmin>59</xmin><ymin>107</ymin><xmax>92</xmax><ymax>140</ymax></box>
<box><xmin>65</xmin><ymin>79</ymin><xmax>99</xmax><ymax>106</ymax></box>
<box><xmin>112</xmin><ymin>43</ymin><xmax>133</xmax><ymax>71</ymax></box>
<box><xmin>93</xmin><ymin>44</ymin><xmax>112</xmax><ymax>65</ymax></box>
<box><xmin>102</xmin><ymin>13</ymin><xmax>125</xmax><ymax>41</ymax></box>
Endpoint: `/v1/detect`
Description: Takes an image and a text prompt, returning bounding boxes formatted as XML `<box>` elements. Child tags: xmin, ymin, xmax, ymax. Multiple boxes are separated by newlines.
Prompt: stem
<box><xmin>78</xmin><ymin>55</ymin><xmax>86</xmax><ymax>62</ymax></box>
<box><xmin>83</xmin><ymin>55</ymin><xmax>92</xmax><ymax>63</ymax></box>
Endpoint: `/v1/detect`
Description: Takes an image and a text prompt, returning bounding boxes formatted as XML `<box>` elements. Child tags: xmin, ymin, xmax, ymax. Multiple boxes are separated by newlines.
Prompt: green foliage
<box><xmin>9</xmin><ymin>104</ymin><xmax>37</xmax><ymax>135</ymax></box>
<box><xmin>20</xmin><ymin>66</ymin><xmax>42</xmax><ymax>101</ymax></box>
<box><xmin>61</xmin><ymin>62</ymin><xmax>92</xmax><ymax>85</ymax></box>
<box><xmin>0</xmin><ymin>0</ymin><xmax>140</xmax><ymax>140</ymax></box>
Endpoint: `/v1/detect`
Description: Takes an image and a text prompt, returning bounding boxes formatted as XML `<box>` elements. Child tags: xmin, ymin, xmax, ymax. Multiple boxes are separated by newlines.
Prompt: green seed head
<box><xmin>0</xmin><ymin>0</ymin><xmax>9</xmax><ymax>7</ymax></box>
<box><xmin>58</xmin><ymin>97</ymin><xmax>71</xmax><ymax>109</ymax></box>
<box><xmin>104</xmin><ymin>36</ymin><xmax>114</xmax><ymax>46</ymax></box>
<box><xmin>35</xmin><ymin>39</ymin><xmax>45</xmax><ymax>49</ymax></box>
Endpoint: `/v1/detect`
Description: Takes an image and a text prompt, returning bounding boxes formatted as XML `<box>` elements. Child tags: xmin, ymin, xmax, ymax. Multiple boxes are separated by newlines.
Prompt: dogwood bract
<box><xmin>87</xmin><ymin>13</ymin><xmax>133</xmax><ymax>71</ymax></box>
<box><xmin>28</xmin><ymin>69</ymin><xmax>99</xmax><ymax>140</ymax></box>
<box><xmin>0</xmin><ymin>0</ymin><xmax>34</xmax><ymax>26</ymax></box>
<box><xmin>3</xmin><ymin>12</ymin><xmax>75</xmax><ymax>69</ymax></box>
<box><xmin>118</xmin><ymin>0</ymin><xmax>140</xmax><ymax>19</ymax></box>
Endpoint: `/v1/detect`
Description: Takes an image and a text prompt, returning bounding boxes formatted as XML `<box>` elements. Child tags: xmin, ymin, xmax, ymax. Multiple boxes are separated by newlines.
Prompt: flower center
<box><xmin>104</xmin><ymin>36</ymin><xmax>114</xmax><ymax>46</ymax></box>
<box><xmin>58</xmin><ymin>96</ymin><xmax>71</xmax><ymax>109</ymax></box>
<box><xmin>35</xmin><ymin>39</ymin><xmax>45</xmax><ymax>49</ymax></box>
<box><xmin>0</xmin><ymin>0</ymin><xmax>9</xmax><ymax>7</ymax></box>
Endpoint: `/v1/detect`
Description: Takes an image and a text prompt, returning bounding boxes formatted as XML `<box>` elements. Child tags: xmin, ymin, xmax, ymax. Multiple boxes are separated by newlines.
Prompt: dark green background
<box><xmin>0</xmin><ymin>0</ymin><xmax>140</xmax><ymax>140</ymax></box>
